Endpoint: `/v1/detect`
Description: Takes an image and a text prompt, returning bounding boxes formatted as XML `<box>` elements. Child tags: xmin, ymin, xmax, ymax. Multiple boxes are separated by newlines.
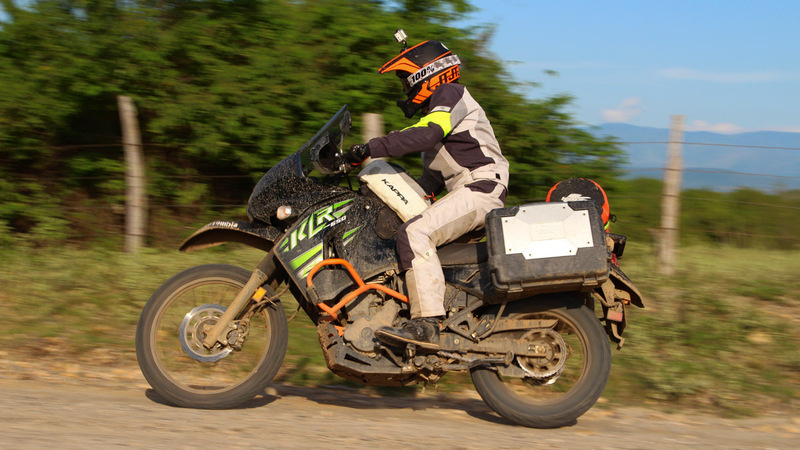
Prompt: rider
<box><xmin>345</xmin><ymin>33</ymin><xmax>509</xmax><ymax>349</ymax></box>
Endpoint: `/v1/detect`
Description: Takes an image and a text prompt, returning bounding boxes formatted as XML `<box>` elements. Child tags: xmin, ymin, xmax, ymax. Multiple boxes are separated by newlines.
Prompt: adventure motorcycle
<box><xmin>135</xmin><ymin>106</ymin><xmax>644</xmax><ymax>428</ymax></box>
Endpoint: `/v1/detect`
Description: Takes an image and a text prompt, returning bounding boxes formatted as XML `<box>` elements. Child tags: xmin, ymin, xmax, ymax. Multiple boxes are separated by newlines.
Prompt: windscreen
<box><xmin>246</xmin><ymin>106</ymin><xmax>353</xmax><ymax>224</ymax></box>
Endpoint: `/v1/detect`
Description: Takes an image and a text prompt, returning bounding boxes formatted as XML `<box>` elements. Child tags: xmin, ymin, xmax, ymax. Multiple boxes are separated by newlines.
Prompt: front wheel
<box><xmin>135</xmin><ymin>264</ymin><xmax>288</xmax><ymax>409</ymax></box>
<box><xmin>471</xmin><ymin>296</ymin><xmax>611</xmax><ymax>428</ymax></box>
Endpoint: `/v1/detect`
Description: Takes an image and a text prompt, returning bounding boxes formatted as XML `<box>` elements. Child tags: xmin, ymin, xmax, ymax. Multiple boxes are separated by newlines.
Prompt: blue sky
<box><xmin>458</xmin><ymin>0</ymin><xmax>800</xmax><ymax>133</ymax></box>
<box><xmin>3</xmin><ymin>1</ymin><xmax>796</xmax><ymax>133</ymax></box>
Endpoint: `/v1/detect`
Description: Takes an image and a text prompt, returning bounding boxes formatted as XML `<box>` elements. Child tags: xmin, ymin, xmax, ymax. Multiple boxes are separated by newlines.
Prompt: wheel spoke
<box><xmin>470</xmin><ymin>298</ymin><xmax>611</xmax><ymax>428</ymax></box>
<box><xmin>153</xmin><ymin>281</ymin><xmax>272</xmax><ymax>393</ymax></box>
<box><xmin>136</xmin><ymin>264</ymin><xmax>288</xmax><ymax>408</ymax></box>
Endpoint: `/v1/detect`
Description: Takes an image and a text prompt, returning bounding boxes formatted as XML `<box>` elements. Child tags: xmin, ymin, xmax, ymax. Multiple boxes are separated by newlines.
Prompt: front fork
<box><xmin>201</xmin><ymin>251</ymin><xmax>280</xmax><ymax>349</ymax></box>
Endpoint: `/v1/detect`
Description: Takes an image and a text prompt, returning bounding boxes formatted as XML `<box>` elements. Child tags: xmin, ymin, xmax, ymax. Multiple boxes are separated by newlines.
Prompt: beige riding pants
<box><xmin>397</xmin><ymin>181</ymin><xmax>506</xmax><ymax>318</ymax></box>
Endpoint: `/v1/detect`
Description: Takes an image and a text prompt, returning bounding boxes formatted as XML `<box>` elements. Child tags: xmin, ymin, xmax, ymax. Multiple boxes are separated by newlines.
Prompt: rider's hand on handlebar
<box><xmin>345</xmin><ymin>144</ymin><xmax>370</xmax><ymax>167</ymax></box>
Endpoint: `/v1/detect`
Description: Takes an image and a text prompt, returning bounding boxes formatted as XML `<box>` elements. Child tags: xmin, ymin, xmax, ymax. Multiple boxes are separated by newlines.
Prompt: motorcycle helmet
<box><xmin>546</xmin><ymin>178</ymin><xmax>612</xmax><ymax>230</ymax></box>
<box><xmin>379</xmin><ymin>38</ymin><xmax>461</xmax><ymax>118</ymax></box>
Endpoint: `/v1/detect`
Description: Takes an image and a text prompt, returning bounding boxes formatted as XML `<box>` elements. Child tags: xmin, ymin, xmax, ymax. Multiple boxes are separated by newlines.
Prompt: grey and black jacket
<box><xmin>368</xmin><ymin>83</ymin><xmax>509</xmax><ymax>198</ymax></box>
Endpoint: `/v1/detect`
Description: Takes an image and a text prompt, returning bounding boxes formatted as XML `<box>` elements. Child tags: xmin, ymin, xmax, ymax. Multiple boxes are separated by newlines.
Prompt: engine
<box><xmin>341</xmin><ymin>291</ymin><xmax>403</xmax><ymax>354</ymax></box>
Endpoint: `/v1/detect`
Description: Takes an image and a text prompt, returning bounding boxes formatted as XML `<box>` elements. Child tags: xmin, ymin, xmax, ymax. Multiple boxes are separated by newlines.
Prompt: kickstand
<box><xmin>405</xmin><ymin>343</ymin><xmax>417</xmax><ymax>359</ymax></box>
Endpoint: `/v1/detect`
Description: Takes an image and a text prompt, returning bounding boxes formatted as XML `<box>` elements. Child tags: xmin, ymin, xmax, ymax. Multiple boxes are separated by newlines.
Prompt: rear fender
<box><xmin>606</xmin><ymin>265</ymin><xmax>644</xmax><ymax>308</ymax></box>
<box><xmin>594</xmin><ymin>265</ymin><xmax>645</xmax><ymax>348</ymax></box>
<box><xmin>179</xmin><ymin>220</ymin><xmax>282</xmax><ymax>253</ymax></box>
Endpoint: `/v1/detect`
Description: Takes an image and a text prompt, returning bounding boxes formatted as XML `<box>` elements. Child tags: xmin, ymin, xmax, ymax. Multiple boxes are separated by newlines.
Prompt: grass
<box><xmin>603</xmin><ymin>243</ymin><xmax>800</xmax><ymax>415</ymax></box>
<box><xmin>1</xmin><ymin>241</ymin><xmax>798</xmax><ymax>415</ymax></box>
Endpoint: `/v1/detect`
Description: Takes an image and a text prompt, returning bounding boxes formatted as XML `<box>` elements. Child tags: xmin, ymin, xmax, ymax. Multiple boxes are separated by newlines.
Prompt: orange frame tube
<box><xmin>306</xmin><ymin>258</ymin><xmax>408</xmax><ymax>321</ymax></box>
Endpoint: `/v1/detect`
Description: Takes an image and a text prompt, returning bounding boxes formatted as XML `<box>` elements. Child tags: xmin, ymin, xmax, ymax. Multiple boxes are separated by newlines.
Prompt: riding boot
<box><xmin>375</xmin><ymin>317</ymin><xmax>441</xmax><ymax>350</ymax></box>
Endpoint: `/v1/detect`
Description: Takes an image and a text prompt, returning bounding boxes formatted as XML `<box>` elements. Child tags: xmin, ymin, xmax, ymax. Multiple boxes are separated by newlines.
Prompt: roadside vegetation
<box><xmin>1</xmin><ymin>241</ymin><xmax>797</xmax><ymax>416</ymax></box>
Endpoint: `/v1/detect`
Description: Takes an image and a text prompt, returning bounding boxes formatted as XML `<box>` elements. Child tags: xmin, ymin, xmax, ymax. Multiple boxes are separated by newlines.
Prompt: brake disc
<box><xmin>516</xmin><ymin>328</ymin><xmax>567</xmax><ymax>384</ymax></box>
<box><xmin>179</xmin><ymin>304</ymin><xmax>232</xmax><ymax>362</ymax></box>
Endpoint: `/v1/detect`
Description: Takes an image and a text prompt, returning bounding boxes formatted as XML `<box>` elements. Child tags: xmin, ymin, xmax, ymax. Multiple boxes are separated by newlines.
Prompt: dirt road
<box><xmin>1</xmin><ymin>358</ymin><xmax>798</xmax><ymax>449</ymax></box>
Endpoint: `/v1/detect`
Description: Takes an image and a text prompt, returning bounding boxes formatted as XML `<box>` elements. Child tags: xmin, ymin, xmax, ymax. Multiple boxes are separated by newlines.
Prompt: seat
<box><xmin>437</xmin><ymin>241</ymin><xmax>488</xmax><ymax>266</ymax></box>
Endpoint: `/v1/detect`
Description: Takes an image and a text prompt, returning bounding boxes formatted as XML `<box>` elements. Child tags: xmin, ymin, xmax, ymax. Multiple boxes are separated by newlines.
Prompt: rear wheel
<box><xmin>471</xmin><ymin>296</ymin><xmax>611</xmax><ymax>428</ymax></box>
<box><xmin>136</xmin><ymin>264</ymin><xmax>288</xmax><ymax>409</ymax></box>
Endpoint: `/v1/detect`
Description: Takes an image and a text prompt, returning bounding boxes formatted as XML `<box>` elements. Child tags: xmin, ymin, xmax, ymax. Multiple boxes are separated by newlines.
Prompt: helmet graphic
<box><xmin>379</xmin><ymin>36</ymin><xmax>461</xmax><ymax>118</ymax></box>
<box><xmin>546</xmin><ymin>178</ymin><xmax>612</xmax><ymax>230</ymax></box>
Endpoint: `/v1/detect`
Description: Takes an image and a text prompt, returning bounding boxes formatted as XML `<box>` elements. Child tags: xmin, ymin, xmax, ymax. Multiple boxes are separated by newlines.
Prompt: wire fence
<box><xmin>3</xmin><ymin>141</ymin><xmax>798</xmax><ymax>194</ymax></box>
<box><xmin>2</xmin><ymin>139</ymin><xmax>799</xmax><ymax>247</ymax></box>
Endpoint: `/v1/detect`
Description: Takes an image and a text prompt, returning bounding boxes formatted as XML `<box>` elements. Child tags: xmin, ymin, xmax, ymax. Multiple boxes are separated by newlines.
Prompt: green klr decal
<box><xmin>281</xmin><ymin>199</ymin><xmax>354</xmax><ymax>253</ymax></box>
<box><xmin>289</xmin><ymin>243</ymin><xmax>323</xmax><ymax>276</ymax></box>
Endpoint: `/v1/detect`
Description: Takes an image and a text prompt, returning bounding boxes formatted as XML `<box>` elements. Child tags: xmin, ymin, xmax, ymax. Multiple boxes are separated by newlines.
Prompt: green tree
<box><xmin>0</xmin><ymin>0</ymin><xmax>624</xmax><ymax>245</ymax></box>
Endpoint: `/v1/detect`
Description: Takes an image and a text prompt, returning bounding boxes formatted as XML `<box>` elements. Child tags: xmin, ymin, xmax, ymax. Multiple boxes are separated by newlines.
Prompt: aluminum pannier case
<box><xmin>485</xmin><ymin>201</ymin><xmax>610</xmax><ymax>299</ymax></box>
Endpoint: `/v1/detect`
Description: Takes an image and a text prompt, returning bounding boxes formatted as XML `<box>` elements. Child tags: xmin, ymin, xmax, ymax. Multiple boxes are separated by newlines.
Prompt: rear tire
<box><xmin>471</xmin><ymin>296</ymin><xmax>611</xmax><ymax>428</ymax></box>
<box><xmin>136</xmin><ymin>264</ymin><xmax>288</xmax><ymax>409</ymax></box>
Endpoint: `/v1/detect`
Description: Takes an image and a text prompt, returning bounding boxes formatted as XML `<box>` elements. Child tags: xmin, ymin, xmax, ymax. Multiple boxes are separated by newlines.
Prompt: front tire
<box><xmin>136</xmin><ymin>264</ymin><xmax>288</xmax><ymax>409</ymax></box>
<box><xmin>471</xmin><ymin>296</ymin><xmax>611</xmax><ymax>428</ymax></box>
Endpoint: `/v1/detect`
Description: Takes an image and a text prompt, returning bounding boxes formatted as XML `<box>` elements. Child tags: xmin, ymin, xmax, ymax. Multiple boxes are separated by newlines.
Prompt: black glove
<box><xmin>346</xmin><ymin>144</ymin><xmax>370</xmax><ymax>166</ymax></box>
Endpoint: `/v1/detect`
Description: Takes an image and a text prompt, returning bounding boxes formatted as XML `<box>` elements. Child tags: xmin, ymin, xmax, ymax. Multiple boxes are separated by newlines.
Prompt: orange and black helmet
<box><xmin>379</xmin><ymin>40</ymin><xmax>461</xmax><ymax>118</ymax></box>
<box><xmin>547</xmin><ymin>178</ymin><xmax>612</xmax><ymax>230</ymax></box>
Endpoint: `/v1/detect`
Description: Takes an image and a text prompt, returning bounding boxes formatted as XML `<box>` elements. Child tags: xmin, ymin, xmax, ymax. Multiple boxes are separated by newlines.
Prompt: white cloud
<box><xmin>657</xmin><ymin>68</ymin><xmax>796</xmax><ymax>84</ymax></box>
<box><xmin>685</xmin><ymin>121</ymin><xmax>800</xmax><ymax>134</ymax></box>
<box><xmin>601</xmin><ymin>97</ymin><xmax>643</xmax><ymax>122</ymax></box>
<box><xmin>685</xmin><ymin>120</ymin><xmax>745</xmax><ymax>134</ymax></box>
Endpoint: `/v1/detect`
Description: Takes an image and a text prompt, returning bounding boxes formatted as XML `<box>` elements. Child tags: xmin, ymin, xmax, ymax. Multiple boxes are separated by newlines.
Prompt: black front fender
<box><xmin>179</xmin><ymin>220</ymin><xmax>282</xmax><ymax>253</ymax></box>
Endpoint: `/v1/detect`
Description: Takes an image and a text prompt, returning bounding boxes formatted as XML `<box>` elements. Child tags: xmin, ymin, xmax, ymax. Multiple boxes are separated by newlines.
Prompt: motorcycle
<box><xmin>135</xmin><ymin>106</ymin><xmax>644</xmax><ymax>428</ymax></box>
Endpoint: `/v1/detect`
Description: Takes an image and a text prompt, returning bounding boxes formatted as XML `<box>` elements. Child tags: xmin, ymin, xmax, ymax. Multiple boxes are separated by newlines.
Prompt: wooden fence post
<box><xmin>118</xmin><ymin>95</ymin><xmax>147</xmax><ymax>253</ymax></box>
<box><xmin>658</xmin><ymin>115</ymin><xmax>685</xmax><ymax>275</ymax></box>
<box><xmin>361</xmin><ymin>113</ymin><xmax>384</xmax><ymax>164</ymax></box>
<box><xmin>362</xmin><ymin>113</ymin><xmax>384</xmax><ymax>142</ymax></box>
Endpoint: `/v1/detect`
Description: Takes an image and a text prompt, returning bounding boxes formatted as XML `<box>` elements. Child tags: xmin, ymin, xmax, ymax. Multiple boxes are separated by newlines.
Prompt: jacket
<box><xmin>367</xmin><ymin>83</ymin><xmax>509</xmax><ymax>196</ymax></box>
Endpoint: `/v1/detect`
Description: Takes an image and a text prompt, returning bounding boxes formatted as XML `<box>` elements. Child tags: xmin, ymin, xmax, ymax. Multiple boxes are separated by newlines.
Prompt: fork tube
<box><xmin>201</xmin><ymin>252</ymin><xmax>278</xmax><ymax>349</ymax></box>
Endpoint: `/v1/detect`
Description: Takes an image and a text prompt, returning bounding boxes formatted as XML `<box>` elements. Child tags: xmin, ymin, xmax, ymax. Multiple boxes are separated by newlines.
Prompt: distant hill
<box><xmin>588</xmin><ymin>123</ymin><xmax>800</xmax><ymax>192</ymax></box>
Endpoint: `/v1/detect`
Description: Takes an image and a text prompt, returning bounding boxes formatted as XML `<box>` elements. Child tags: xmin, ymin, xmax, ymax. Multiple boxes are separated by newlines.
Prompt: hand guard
<box><xmin>345</xmin><ymin>144</ymin><xmax>370</xmax><ymax>167</ymax></box>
